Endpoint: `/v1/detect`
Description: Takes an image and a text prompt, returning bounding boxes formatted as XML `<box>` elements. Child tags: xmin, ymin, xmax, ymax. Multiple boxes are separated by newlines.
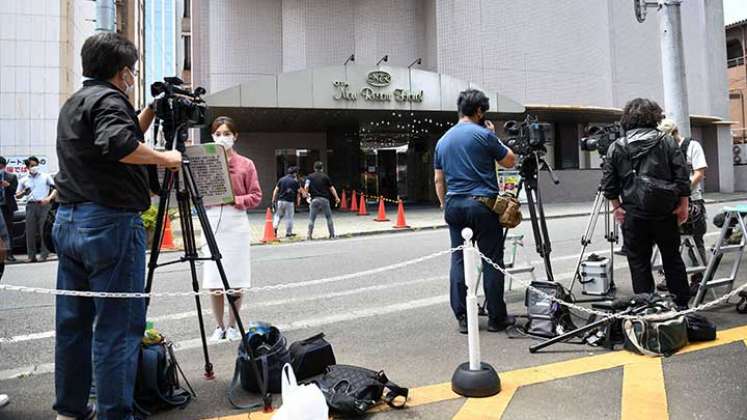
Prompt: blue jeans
<box><xmin>445</xmin><ymin>196</ymin><xmax>507</xmax><ymax>321</ymax></box>
<box><xmin>52</xmin><ymin>203</ymin><xmax>146</xmax><ymax>420</ymax></box>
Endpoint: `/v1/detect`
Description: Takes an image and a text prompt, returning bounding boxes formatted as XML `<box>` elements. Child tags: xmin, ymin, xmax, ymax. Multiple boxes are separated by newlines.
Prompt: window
<box><xmin>727</xmin><ymin>39</ymin><xmax>744</xmax><ymax>68</ymax></box>
<box><xmin>183</xmin><ymin>35</ymin><xmax>191</xmax><ymax>71</ymax></box>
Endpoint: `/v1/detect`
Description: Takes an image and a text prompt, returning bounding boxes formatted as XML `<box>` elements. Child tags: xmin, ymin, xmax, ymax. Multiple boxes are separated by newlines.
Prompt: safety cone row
<box><xmin>357</xmin><ymin>194</ymin><xmax>368</xmax><ymax>216</ymax></box>
<box><xmin>161</xmin><ymin>215</ymin><xmax>176</xmax><ymax>250</ymax></box>
<box><xmin>393</xmin><ymin>199</ymin><xmax>410</xmax><ymax>229</ymax></box>
<box><xmin>261</xmin><ymin>208</ymin><xmax>278</xmax><ymax>243</ymax></box>
<box><xmin>340</xmin><ymin>190</ymin><xmax>348</xmax><ymax>210</ymax></box>
<box><xmin>350</xmin><ymin>190</ymin><xmax>359</xmax><ymax>212</ymax></box>
<box><xmin>374</xmin><ymin>197</ymin><xmax>389</xmax><ymax>222</ymax></box>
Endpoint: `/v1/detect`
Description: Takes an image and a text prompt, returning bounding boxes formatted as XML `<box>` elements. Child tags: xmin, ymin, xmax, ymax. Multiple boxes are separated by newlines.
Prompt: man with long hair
<box><xmin>601</xmin><ymin>98</ymin><xmax>691</xmax><ymax>307</ymax></box>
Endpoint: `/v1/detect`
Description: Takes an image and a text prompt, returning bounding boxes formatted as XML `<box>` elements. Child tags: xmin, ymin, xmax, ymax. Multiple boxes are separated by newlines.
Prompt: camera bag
<box><xmin>524</xmin><ymin>280</ymin><xmax>575</xmax><ymax>338</ymax></box>
<box><xmin>684</xmin><ymin>313</ymin><xmax>717</xmax><ymax>342</ymax></box>
<box><xmin>309</xmin><ymin>365</ymin><xmax>409</xmax><ymax>417</ymax></box>
<box><xmin>228</xmin><ymin>325</ymin><xmax>291</xmax><ymax>409</ymax></box>
<box><xmin>134</xmin><ymin>340</ymin><xmax>195</xmax><ymax>417</ymax></box>
<box><xmin>290</xmin><ymin>333</ymin><xmax>336</xmax><ymax>381</ymax></box>
<box><xmin>623</xmin><ymin>297</ymin><xmax>688</xmax><ymax>357</ymax></box>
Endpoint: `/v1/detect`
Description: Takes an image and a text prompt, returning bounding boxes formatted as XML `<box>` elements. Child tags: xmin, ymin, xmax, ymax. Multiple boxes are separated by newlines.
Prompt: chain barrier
<box><xmin>1</xmin><ymin>245</ymin><xmax>745</xmax><ymax>322</ymax></box>
<box><xmin>0</xmin><ymin>246</ymin><xmax>464</xmax><ymax>300</ymax></box>
<box><xmin>347</xmin><ymin>191</ymin><xmax>401</xmax><ymax>204</ymax></box>
<box><xmin>473</xmin><ymin>248</ymin><xmax>747</xmax><ymax>321</ymax></box>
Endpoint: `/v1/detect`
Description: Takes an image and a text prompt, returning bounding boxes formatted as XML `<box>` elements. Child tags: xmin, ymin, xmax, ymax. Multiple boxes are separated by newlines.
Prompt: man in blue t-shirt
<box><xmin>434</xmin><ymin>89</ymin><xmax>517</xmax><ymax>334</ymax></box>
<box><xmin>272</xmin><ymin>166</ymin><xmax>302</xmax><ymax>237</ymax></box>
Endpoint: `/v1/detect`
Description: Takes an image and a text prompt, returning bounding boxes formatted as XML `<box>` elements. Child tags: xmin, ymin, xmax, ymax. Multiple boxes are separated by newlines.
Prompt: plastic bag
<box><xmin>273</xmin><ymin>364</ymin><xmax>328</xmax><ymax>420</ymax></box>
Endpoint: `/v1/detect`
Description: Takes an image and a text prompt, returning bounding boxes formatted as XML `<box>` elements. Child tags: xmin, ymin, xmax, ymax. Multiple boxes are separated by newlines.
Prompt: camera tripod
<box><xmin>145</xmin><ymin>122</ymin><xmax>271</xmax><ymax>411</ymax></box>
<box><xmin>519</xmin><ymin>151</ymin><xmax>560</xmax><ymax>281</ymax></box>
<box><xmin>567</xmin><ymin>183</ymin><xmax>619</xmax><ymax>302</ymax></box>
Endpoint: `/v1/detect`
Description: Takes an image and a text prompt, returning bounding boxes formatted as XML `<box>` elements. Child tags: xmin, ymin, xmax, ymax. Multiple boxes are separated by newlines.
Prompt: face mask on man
<box><xmin>29</xmin><ymin>167</ymin><xmax>38</xmax><ymax>175</ymax></box>
<box><xmin>212</xmin><ymin>134</ymin><xmax>235</xmax><ymax>150</ymax></box>
<box><xmin>124</xmin><ymin>68</ymin><xmax>136</xmax><ymax>96</ymax></box>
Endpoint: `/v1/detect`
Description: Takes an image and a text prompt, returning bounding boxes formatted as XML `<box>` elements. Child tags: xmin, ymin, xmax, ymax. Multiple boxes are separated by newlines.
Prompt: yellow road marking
<box><xmin>204</xmin><ymin>325</ymin><xmax>747</xmax><ymax>420</ymax></box>
<box><xmin>621</xmin><ymin>358</ymin><xmax>668</xmax><ymax>420</ymax></box>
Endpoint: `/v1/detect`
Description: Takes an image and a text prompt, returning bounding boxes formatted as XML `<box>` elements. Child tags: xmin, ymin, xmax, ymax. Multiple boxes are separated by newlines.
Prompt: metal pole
<box><xmin>658</xmin><ymin>0</ymin><xmax>691</xmax><ymax>137</ymax></box>
<box><xmin>462</xmin><ymin>228</ymin><xmax>481</xmax><ymax>371</ymax></box>
<box><xmin>95</xmin><ymin>0</ymin><xmax>116</xmax><ymax>33</ymax></box>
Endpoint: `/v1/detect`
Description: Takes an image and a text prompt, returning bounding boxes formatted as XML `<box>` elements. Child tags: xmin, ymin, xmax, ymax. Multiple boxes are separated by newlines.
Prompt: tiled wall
<box><xmin>0</xmin><ymin>0</ymin><xmax>95</xmax><ymax>172</ymax></box>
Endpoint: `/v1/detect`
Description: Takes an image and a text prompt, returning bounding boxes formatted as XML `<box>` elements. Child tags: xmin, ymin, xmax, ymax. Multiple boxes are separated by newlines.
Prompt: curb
<box><xmin>249</xmin><ymin>196</ymin><xmax>746</xmax><ymax>246</ymax></box>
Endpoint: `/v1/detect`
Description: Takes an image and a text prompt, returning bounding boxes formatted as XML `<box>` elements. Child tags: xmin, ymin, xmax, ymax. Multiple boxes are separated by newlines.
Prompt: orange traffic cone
<box><xmin>374</xmin><ymin>197</ymin><xmax>389</xmax><ymax>222</ymax></box>
<box><xmin>261</xmin><ymin>208</ymin><xmax>278</xmax><ymax>243</ymax></box>
<box><xmin>161</xmin><ymin>214</ymin><xmax>176</xmax><ymax>250</ymax></box>
<box><xmin>358</xmin><ymin>194</ymin><xmax>368</xmax><ymax>216</ymax></box>
<box><xmin>340</xmin><ymin>190</ymin><xmax>348</xmax><ymax>210</ymax></box>
<box><xmin>393</xmin><ymin>200</ymin><xmax>410</xmax><ymax>229</ymax></box>
<box><xmin>350</xmin><ymin>190</ymin><xmax>359</xmax><ymax>212</ymax></box>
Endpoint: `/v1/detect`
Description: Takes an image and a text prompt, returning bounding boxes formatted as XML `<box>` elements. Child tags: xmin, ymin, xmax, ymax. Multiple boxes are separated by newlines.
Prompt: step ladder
<box><xmin>651</xmin><ymin>234</ymin><xmax>707</xmax><ymax>277</ymax></box>
<box><xmin>692</xmin><ymin>206</ymin><xmax>747</xmax><ymax>306</ymax></box>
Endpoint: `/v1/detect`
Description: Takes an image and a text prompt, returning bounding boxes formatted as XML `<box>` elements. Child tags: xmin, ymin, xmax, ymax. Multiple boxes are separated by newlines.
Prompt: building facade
<box><xmin>0</xmin><ymin>0</ymin><xmax>145</xmax><ymax>174</ymax></box>
<box><xmin>725</xmin><ymin>18</ymin><xmax>747</xmax><ymax>190</ymax></box>
<box><xmin>198</xmin><ymin>1</ymin><xmax>733</xmax><ymax>206</ymax></box>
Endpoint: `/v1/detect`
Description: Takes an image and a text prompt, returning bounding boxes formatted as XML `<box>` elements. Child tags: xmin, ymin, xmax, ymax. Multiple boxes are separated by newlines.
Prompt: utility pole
<box><xmin>635</xmin><ymin>0</ymin><xmax>691</xmax><ymax>137</ymax></box>
<box><xmin>95</xmin><ymin>0</ymin><xmax>116</xmax><ymax>33</ymax></box>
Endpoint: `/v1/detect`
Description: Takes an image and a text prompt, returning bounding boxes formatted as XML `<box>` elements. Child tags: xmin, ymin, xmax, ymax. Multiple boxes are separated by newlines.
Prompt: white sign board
<box><xmin>155</xmin><ymin>144</ymin><xmax>234</xmax><ymax>208</ymax></box>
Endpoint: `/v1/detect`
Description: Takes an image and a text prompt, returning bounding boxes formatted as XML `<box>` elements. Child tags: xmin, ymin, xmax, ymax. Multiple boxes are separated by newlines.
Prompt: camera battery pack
<box><xmin>580</xmin><ymin>255</ymin><xmax>611</xmax><ymax>295</ymax></box>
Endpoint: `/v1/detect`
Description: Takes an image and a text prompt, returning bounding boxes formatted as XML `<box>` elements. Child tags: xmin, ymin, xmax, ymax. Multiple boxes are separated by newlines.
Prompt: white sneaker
<box><xmin>225</xmin><ymin>326</ymin><xmax>242</xmax><ymax>341</ymax></box>
<box><xmin>209</xmin><ymin>326</ymin><xmax>225</xmax><ymax>342</ymax></box>
<box><xmin>0</xmin><ymin>394</ymin><xmax>8</xmax><ymax>408</ymax></box>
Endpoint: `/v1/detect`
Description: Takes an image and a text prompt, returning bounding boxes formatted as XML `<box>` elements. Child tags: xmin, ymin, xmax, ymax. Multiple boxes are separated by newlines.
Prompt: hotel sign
<box><xmin>333</xmin><ymin>70</ymin><xmax>423</xmax><ymax>104</ymax></box>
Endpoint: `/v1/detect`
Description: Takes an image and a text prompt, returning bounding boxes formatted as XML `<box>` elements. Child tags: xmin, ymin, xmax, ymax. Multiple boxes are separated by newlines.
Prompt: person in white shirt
<box><xmin>16</xmin><ymin>156</ymin><xmax>56</xmax><ymax>262</ymax></box>
<box><xmin>658</xmin><ymin>119</ymin><xmax>708</xmax><ymax>291</ymax></box>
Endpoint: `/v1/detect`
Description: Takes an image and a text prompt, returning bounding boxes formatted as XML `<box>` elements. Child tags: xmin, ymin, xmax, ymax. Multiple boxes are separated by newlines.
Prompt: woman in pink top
<box><xmin>202</xmin><ymin>116</ymin><xmax>262</xmax><ymax>341</ymax></box>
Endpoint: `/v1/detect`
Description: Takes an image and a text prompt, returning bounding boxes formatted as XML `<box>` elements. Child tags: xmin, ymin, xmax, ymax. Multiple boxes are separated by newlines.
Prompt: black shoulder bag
<box><xmin>310</xmin><ymin>365</ymin><xmax>409</xmax><ymax>417</ymax></box>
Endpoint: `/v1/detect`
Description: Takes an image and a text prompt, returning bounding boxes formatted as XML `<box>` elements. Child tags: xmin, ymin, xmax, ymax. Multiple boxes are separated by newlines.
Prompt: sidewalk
<box><xmin>247</xmin><ymin>192</ymin><xmax>747</xmax><ymax>245</ymax></box>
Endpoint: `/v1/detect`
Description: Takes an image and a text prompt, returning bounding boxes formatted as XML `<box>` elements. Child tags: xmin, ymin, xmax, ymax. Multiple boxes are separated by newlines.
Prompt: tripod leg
<box><xmin>145</xmin><ymin>169</ymin><xmax>175</xmax><ymax>298</ymax></box>
<box><xmin>176</xmin><ymin>188</ymin><xmax>215</xmax><ymax>380</ymax></box>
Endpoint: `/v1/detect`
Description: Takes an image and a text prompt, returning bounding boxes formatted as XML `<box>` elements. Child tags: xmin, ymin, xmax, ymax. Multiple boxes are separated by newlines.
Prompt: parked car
<box><xmin>10</xmin><ymin>198</ymin><xmax>57</xmax><ymax>255</ymax></box>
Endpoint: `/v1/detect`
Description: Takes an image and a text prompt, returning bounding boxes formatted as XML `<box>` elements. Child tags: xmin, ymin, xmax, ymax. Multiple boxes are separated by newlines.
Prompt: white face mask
<box><xmin>124</xmin><ymin>68</ymin><xmax>136</xmax><ymax>96</ymax></box>
<box><xmin>212</xmin><ymin>134</ymin><xmax>235</xmax><ymax>150</ymax></box>
<box><xmin>29</xmin><ymin>167</ymin><xmax>38</xmax><ymax>175</ymax></box>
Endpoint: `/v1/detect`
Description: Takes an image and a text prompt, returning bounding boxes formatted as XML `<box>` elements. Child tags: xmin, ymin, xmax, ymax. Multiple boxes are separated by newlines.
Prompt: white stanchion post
<box><xmin>451</xmin><ymin>228</ymin><xmax>501</xmax><ymax>397</ymax></box>
<box><xmin>462</xmin><ymin>228</ymin><xmax>481</xmax><ymax>371</ymax></box>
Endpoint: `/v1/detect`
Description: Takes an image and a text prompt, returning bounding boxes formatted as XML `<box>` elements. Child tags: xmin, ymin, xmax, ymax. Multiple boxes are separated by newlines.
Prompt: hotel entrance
<box><xmin>203</xmin><ymin>64</ymin><xmax>525</xmax><ymax>208</ymax></box>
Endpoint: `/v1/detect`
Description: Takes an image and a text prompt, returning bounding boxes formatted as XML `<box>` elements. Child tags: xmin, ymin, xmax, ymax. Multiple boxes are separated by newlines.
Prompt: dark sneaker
<box><xmin>656</xmin><ymin>281</ymin><xmax>668</xmax><ymax>292</ymax></box>
<box><xmin>6</xmin><ymin>255</ymin><xmax>15</xmax><ymax>262</ymax></box>
<box><xmin>28</xmin><ymin>257</ymin><xmax>38</xmax><ymax>263</ymax></box>
<box><xmin>457</xmin><ymin>316</ymin><xmax>468</xmax><ymax>334</ymax></box>
<box><xmin>487</xmin><ymin>315</ymin><xmax>516</xmax><ymax>332</ymax></box>
<box><xmin>286</xmin><ymin>233</ymin><xmax>296</xmax><ymax>238</ymax></box>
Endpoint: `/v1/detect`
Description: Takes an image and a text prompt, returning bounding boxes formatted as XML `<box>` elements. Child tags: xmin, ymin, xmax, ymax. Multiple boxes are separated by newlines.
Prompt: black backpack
<box><xmin>134</xmin><ymin>341</ymin><xmax>195</xmax><ymax>417</ymax></box>
<box><xmin>310</xmin><ymin>365</ymin><xmax>409</xmax><ymax>417</ymax></box>
<box><xmin>621</xmin><ymin>135</ymin><xmax>680</xmax><ymax>216</ymax></box>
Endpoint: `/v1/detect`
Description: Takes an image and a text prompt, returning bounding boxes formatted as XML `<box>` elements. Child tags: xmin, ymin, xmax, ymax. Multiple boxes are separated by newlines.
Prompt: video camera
<box><xmin>503</xmin><ymin>115</ymin><xmax>551</xmax><ymax>157</ymax></box>
<box><xmin>151</xmin><ymin>77</ymin><xmax>207</xmax><ymax>149</ymax></box>
<box><xmin>578</xmin><ymin>123</ymin><xmax>624</xmax><ymax>158</ymax></box>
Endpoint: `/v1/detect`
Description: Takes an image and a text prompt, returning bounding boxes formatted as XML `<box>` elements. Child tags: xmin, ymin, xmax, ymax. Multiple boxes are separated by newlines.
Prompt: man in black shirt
<box><xmin>272</xmin><ymin>166</ymin><xmax>301</xmax><ymax>237</ymax></box>
<box><xmin>53</xmin><ymin>33</ymin><xmax>181</xmax><ymax>420</ymax></box>
<box><xmin>304</xmin><ymin>161</ymin><xmax>340</xmax><ymax>240</ymax></box>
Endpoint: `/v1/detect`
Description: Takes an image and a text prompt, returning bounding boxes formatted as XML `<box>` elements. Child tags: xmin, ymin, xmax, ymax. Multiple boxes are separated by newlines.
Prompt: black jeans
<box><xmin>688</xmin><ymin>200</ymin><xmax>708</xmax><ymax>283</ymax></box>
<box><xmin>622</xmin><ymin>213</ymin><xmax>689</xmax><ymax>306</ymax></box>
<box><xmin>445</xmin><ymin>196</ymin><xmax>507</xmax><ymax>321</ymax></box>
